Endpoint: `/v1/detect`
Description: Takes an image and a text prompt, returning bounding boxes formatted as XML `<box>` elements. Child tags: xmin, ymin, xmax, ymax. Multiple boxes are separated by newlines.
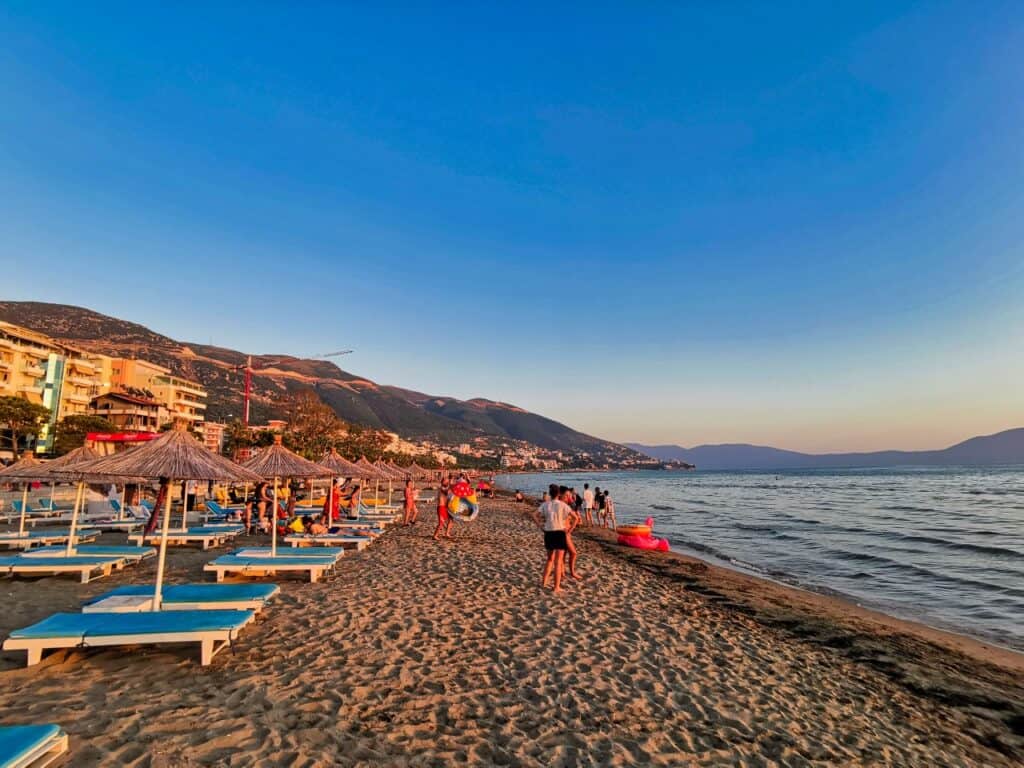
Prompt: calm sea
<box><xmin>497</xmin><ymin>467</ymin><xmax>1024</xmax><ymax>651</ymax></box>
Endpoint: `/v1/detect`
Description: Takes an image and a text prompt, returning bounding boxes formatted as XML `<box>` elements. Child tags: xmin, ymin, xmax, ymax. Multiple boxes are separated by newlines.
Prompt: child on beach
<box><xmin>403</xmin><ymin>477</ymin><xmax>419</xmax><ymax>526</ymax></box>
<box><xmin>533</xmin><ymin>483</ymin><xmax>575</xmax><ymax>593</ymax></box>
<box><xmin>433</xmin><ymin>479</ymin><xmax>453</xmax><ymax>541</ymax></box>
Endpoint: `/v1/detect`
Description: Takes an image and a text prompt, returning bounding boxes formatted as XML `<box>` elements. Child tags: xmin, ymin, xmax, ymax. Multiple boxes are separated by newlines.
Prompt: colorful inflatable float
<box><xmin>617</xmin><ymin>517</ymin><xmax>669</xmax><ymax>551</ymax></box>
<box><xmin>447</xmin><ymin>480</ymin><xmax>480</xmax><ymax>522</ymax></box>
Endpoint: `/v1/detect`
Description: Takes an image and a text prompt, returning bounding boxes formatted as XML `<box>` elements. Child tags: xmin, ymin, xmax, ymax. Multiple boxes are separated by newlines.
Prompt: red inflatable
<box><xmin>617</xmin><ymin>516</ymin><xmax>670</xmax><ymax>551</ymax></box>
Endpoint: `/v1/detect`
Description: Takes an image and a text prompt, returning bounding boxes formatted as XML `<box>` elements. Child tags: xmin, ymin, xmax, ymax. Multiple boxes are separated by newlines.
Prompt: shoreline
<box><xmin>496</xmin><ymin>472</ymin><xmax>1024</xmax><ymax>657</ymax></box>
<box><xmin>0</xmin><ymin>494</ymin><xmax>1021</xmax><ymax>764</ymax></box>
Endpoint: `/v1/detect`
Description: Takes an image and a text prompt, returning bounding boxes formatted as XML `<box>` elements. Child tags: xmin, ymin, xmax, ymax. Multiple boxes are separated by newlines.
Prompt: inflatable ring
<box><xmin>616</xmin><ymin>524</ymin><xmax>651</xmax><ymax>537</ymax></box>
<box><xmin>447</xmin><ymin>491</ymin><xmax>480</xmax><ymax>522</ymax></box>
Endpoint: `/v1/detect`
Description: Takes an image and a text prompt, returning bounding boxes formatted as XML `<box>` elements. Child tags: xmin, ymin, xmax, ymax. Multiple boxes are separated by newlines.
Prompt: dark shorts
<box><xmin>544</xmin><ymin>530</ymin><xmax>568</xmax><ymax>551</ymax></box>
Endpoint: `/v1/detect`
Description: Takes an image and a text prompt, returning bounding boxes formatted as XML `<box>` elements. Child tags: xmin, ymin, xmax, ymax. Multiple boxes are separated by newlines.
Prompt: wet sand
<box><xmin>0</xmin><ymin>495</ymin><xmax>1021</xmax><ymax>766</ymax></box>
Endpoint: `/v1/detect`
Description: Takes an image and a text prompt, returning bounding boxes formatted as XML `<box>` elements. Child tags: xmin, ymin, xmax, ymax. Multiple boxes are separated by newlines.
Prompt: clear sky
<box><xmin>2</xmin><ymin>2</ymin><xmax>1022</xmax><ymax>452</ymax></box>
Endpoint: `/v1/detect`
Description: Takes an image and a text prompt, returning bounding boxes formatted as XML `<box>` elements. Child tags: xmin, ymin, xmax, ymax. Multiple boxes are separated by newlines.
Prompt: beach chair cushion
<box><xmin>233</xmin><ymin>547</ymin><xmax>343</xmax><ymax>559</ymax></box>
<box><xmin>0</xmin><ymin>723</ymin><xmax>67</xmax><ymax>768</ymax></box>
<box><xmin>26</xmin><ymin>545</ymin><xmax>156</xmax><ymax>559</ymax></box>
<box><xmin>0</xmin><ymin>555</ymin><xmax>124</xmax><ymax>568</ymax></box>
<box><xmin>7</xmin><ymin>610</ymin><xmax>254</xmax><ymax>640</ymax></box>
<box><xmin>83</xmin><ymin>583</ymin><xmax>280</xmax><ymax>606</ymax></box>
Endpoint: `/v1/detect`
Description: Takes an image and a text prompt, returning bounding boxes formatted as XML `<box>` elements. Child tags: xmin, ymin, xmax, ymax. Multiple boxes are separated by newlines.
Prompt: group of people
<box><xmin>524</xmin><ymin>482</ymin><xmax>618</xmax><ymax>593</ymax></box>
<box><xmin>402</xmin><ymin>473</ymin><xmax>475</xmax><ymax>542</ymax></box>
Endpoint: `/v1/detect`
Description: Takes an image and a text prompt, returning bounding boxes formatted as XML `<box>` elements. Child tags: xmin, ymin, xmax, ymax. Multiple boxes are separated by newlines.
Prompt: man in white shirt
<box><xmin>532</xmin><ymin>483</ymin><xmax>575</xmax><ymax>594</ymax></box>
<box><xmin>582</xmin><ymin>483</ymin><xmax>595</xmax><ymax>526</ymax></box>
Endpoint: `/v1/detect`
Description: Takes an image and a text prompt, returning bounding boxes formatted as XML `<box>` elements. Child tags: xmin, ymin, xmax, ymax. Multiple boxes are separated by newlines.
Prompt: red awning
<box><xmin>86</xmin><ymin>432</ymin><xmax>161</xmax><ymax>443</ymax></box>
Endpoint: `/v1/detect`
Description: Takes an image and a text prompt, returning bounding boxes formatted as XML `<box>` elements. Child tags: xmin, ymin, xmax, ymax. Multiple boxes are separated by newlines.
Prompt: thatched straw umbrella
<box><xmin>243</xmin><ymin>435</ymin><xmax>332</xmax><ymax>556</ymax></box>
<box><xmin>0</xmin><ymin>452</ymin><xmax>48</xmax><ymax>537</ymax></box>
<box><xmin>33</xmin><ymin>444</ymin><xmax>110</xmax><ymax>555</ymax></box>
<box><xmin>373</xmin><ymin>460</ymin><xmax>403</xmax><ymax>508</ymax></box>
<box><xmin>79</xmin><ymin>425</ymin><xmax>262</xmax><ymax>610</ymax></box>
<box><xmin>355</xmin><ymin>457</ymin><xmax>389</xmax><ymax>507</ymax></box>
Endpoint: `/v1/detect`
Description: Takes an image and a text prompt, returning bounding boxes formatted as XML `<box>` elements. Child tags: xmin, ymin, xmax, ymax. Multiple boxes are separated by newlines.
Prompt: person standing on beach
<box><xmin>403</xmin><ymin>476</ymin><xmax>419</xmax><ymax>526</ymax></box>
<box><xmin>433</xmin><ymin>478</ymin><xmax>453</xmax><ymax>541</ymax></box>
<box><xmin>582</xmin><ymin>483</ymin><xmax>595</xmax><ymax>526</ymax></box>
<box><xmin>604</xmin><ymin>491</ymin><xmax>617</xmax><ymax>529</ymax></box>
<box><xmin>532</xmin><ymin>483</ymin><xmax>573</xmax><ymax>593</ymax></box>
<box><xmin>559</xmin><ymin>486</ymin><xmax>584</xmax><ymax>581</ymax></box>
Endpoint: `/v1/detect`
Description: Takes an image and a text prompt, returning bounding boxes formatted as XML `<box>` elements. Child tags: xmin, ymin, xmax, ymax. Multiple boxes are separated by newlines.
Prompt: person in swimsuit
<box><xmin>433</xmin><ymin>479</ymin><xmax>452</xmax><ymax>541</ymax></box>
<box><xmin>403</xmin><ymin>476</ymin><xmax>419</xmax><ymax>526</ymax></box>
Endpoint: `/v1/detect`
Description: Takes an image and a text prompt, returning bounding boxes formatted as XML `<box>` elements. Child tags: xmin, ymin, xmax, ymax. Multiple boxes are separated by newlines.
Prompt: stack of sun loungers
<box><xmin>127</xmin><ymin>525</ymin><xmax>243</xmax><ymax>550</ymax></box>
<box><xmin>0</xmin><ymin>723</ymin><xmax>68</xmax><ymax>767</ymax></box>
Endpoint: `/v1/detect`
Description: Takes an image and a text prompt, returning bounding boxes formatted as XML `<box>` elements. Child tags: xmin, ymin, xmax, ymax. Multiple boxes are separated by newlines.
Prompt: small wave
<box><xmin>650</xmin><ymin>504</ymin><xmax>676</xmax><ymax>511</ymax></box>
<box><xmin>895</xmin><ymin>533</ymin><xmax>1024</xmax><ymax>560</ymax></box>
<box><xmin>879</xmin><ymin>505</ymin><xmax>937</xmax><ymax>513</ymax></box>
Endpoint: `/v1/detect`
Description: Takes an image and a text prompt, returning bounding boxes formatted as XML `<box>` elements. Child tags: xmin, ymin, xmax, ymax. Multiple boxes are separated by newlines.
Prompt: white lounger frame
<box><xmin>204</xmin><ymin>561</ymin><xmax>330</xmax><ymax>583</ymax></box>
<box><xmin>285</xmin><ymin>536</ymin><xmax>369</xmax><ymax>551</ymax></box>
<box><xmin>127</xmin><ymin>533</ymin><xmax>227</xmax><ymax>550</ymax></box>
<box><xmin>3</xmin><ymin>619</ymin><xmax>254</xmax><ymax>667</ymax></box>
<box><xmin>1</xmin><ymin>559</ymin><xmax>124</xmax><ymax>583</ymax></box>
<box><xmin>4</xmin><ymin>727</ymin><xmax>69</xmax><ymax>768</ymax></box>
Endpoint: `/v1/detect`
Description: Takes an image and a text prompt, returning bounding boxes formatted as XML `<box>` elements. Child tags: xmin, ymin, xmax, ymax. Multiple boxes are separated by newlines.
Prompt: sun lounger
<box><xmin>127</xmin><ymin>529</ymin><xmax>231</xmax><ymax>550</ymax></box>
<box><xmin>0</xmin><ymin>723</ymin><xmax>68</xmax><ymax>768</ymax></box>
<box><xmin>285</xmin><ymin>534</ymin><xmax>371</xmax><ymax>551</ymax></box>
<box><xmin>232</xmin><ymin>546</ymin><xmax>344</xmax><ymax>561</ymax></box>
<box><xmin>0</xmin><ymin>555</ymin><xmax>127</xmax><ymax>583</ymax></box>
<box><xmin>24</xmin><ymin>545</ymin><xmax>156</xmax><ymax>563</ymax></box>
<box><xmin>10</xmin><ymin>502</ymin><xmax>61</xmax><ymax>520</ymax></box>
<box><xmin>204</xmin><ymin>554</ymin><xmax>335</xmax><ymax>583</ymax></box>
<box><xmin>87</xmin><ymin>519</ymin><xmax>145</xmax><ymax>532</ymax></box>
<box><xmin>82</xmin><ymin>583</ymin><xmax>280</xmax><ymax>613</ymax></box>
<box><xmin>0</xmin><ymin>530</ymin><xmax>101</xmax><ymax>550</ymax></box>
<box><xmin>3</xmin><ymin>609</ymin><xmax>256</xmax><ymax>666</ymax></box>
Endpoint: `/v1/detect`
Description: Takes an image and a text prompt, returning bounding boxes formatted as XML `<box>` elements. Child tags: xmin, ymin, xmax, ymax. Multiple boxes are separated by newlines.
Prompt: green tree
<box><xmin>53</xmin><ymin>414</ymin><xmax>115</xmax><ymax>456</ymax></box>
<box><xmin>284</xmin><ymin>390</ymin><xmax>344</xmax><ymax>458</ymax></box>
<box><xmin>0</xmin><ymin>396</ymin><xmax>51</xmax><ymax>453</ymax></box>
<box><xmin>223</xmin><ymin>419</ymin><xmax>255</xmax><ymax>458</ymax></box>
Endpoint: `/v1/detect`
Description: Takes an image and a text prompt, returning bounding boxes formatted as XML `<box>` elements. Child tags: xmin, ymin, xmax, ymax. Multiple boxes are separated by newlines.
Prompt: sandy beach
<box><xmin>0</xmin><ymin>494</ymin><xmax>1022</xmax><ymax>766</ymax></box>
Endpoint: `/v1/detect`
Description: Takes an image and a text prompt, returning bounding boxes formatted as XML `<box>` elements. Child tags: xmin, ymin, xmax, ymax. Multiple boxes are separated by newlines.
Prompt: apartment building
<box><xmin>150</xmin><ymin>373</ymin><xmax>208</xmax><ymax>431</ymax></box>
<box><xmin>0</xmin><ymin>322</ymin><xmax>108</xmax><ymax>453</ymax></box>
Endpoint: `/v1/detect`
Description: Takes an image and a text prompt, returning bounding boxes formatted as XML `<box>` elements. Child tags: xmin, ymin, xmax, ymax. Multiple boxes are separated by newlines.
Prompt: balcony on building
<box><xmin>21</xmin><ymin>363</ymin><xmax>46</xmax><ymax>377</ymax></box>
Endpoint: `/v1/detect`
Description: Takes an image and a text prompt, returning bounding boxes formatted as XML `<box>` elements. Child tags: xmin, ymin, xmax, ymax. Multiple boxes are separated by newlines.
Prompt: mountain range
<box><xmin>0</xmin><ymin>301</ymin><xmax>646</xmax><ymax>463</ymax></box>
<box><xmin>626</xmin><ymin>428</ymin><xmax>1024</xmax><ymax>470</ymax></box>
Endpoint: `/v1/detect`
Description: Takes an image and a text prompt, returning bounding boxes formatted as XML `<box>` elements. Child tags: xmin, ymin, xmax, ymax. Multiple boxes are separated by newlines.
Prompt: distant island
<box><xmin>627</xmin><ymin>427</ymin><xmax>1024</xmax><ymax>470</ymax></box>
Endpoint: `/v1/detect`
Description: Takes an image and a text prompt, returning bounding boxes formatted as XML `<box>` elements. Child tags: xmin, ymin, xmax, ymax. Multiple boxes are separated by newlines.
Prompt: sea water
<box><xmin>498</xmin><ymin>467</ymin><xmax>1024</xmax><ymax>651</ymax></box>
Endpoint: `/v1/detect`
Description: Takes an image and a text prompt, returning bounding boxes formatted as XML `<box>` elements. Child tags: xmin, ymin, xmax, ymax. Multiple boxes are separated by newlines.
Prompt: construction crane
<box><xmin>235</xmin><ymin>350</ymin><xmax>353</xmax><ymax>425</ymax></box>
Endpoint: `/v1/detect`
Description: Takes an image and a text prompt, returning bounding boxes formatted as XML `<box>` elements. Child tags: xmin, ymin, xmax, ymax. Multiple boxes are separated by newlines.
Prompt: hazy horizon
<box><xmin>2</xmin><ymin>3</ymin><xmax>1022</xmax><ymax>453</ymax></box>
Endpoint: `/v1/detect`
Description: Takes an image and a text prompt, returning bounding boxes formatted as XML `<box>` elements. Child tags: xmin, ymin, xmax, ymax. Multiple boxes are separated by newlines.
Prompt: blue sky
<box><xmin>2</xmin><ymin>2</ymin><xmax>1022</xmax><ymax>451</ymax></box>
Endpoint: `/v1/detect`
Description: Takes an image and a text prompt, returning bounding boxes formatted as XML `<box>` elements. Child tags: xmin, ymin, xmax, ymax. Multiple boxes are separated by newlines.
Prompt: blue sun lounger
<box><xmin>127</xmin><ymin>527</ymin><xmax>237</xmax><ymax>550</ymax></box>
<box><xmin>285</xmin><ymin>533</ymin><xmax>372</xmax><ymax>551</ymax></box>
<box><xmin>0</xmin><ymin>529</ymin><xmax>101</xmax><ymax>551</ymax></box>
<box><xmin>232</xmin><ymin>546</ymin><xmax>344</xmax><ymax>560</ymax></box>
<box><xmin>0</xmin><ymin>723</ymin><xmax>68</xmax><ymax>768</ymax></box>
<box><xmin>0</xmin><ymin>554</ymin><xmax>127</xmax><ymax>583</ymax></box>
<box><xmin>2</xmin><ymin>609</ymin><xmax>257</xmax><ymax>667</ymax></box>
<box><xmin>24</xmin><ymin>545</ymin><xmax>157</xmax><ymax>563</ymax></box>
<box><xmin>205</xmin><ymin>554</ymin><xmax>336</xmax><ymax>583</ymax></box>
<box><xmin>82</xmin><ymin>583</ymin><xmax>280</xmax><ymax>613</ymax></box>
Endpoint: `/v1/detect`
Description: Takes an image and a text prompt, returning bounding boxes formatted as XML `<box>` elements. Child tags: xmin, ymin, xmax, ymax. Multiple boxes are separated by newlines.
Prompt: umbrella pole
<box><xmin>49</xmin><ymin>481</ymin><xmax>55</xmax><ymax>511</ymax></box>
<box><xmin>272</xmin><ymin>477</ymin><xmax>279</xmax><ymax>557</ymax></box>
<box><xmin>64</xmin><ymin>481</ymin><xmax>85</xmax><ymax>556</ymax></box>
<box><xmin>181</xmin><ymin>481</ymin><xmax>189</xmax><ymax>532</ymax></box>
<box><xmin>18</xmin><ymin>483</ymin><xmax>29</xmax><ymax>536</ymax></box>
<box><xmin>152</xmin><ymin>478</ymin><xmax>175</xmax><ymax>611</ymax></box>
<box><xmin>119</xmin><ymin>484</ymin><xmax>126</xmax><ymax>521</ymax></box>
